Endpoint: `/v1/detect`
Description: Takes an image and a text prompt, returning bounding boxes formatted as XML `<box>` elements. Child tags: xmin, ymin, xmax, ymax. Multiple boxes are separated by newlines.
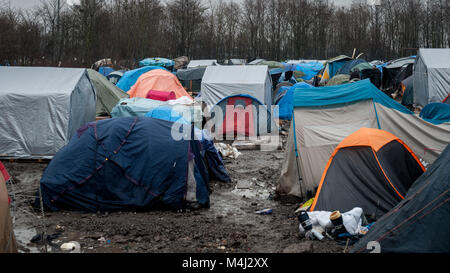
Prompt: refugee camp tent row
<box><xmin>277</xmin><ymin>80</ymin><xmax>450</xmax><ymax>199</ymax></box>
<box><xmin>351</xmin><ymin>143</ymin><xmax>450</xmax><ymax>253</ymax></box>
<box><xmin>413</xmin><ymin>48</ymin><xmax>450</xmax><ymax>107</ymax></box>
<box><xmin>0</xmin><ymin>162</ymin><xmax>17</xmax><ymax>253</ymax></box>
<box><xmin>310</xmin><ymin>128</ymin><xmax>425</xmax><ymax>218</ymax></box>
<box><xmin>0</xmin><ymin>67</ymin><xmax>96</xmax><ymax>159</ymax></box>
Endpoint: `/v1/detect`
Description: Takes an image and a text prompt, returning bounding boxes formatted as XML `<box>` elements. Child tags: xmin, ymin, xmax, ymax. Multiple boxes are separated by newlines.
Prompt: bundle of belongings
<box><xmin>297</xmin><ymin>207</ymin><xmax>372</xmax><ymax>245</ymax></box>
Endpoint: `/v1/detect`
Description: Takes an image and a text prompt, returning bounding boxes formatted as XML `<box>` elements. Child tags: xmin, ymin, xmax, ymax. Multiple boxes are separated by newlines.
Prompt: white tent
<box><xmin>277</xmin><ymin>80</ymin><xmax>450</xmax><ymax>199</ymax></box>
<box><xmin>187</xmin><ymin>59</ymin><xmax>219</xmax><ymax>68</ymax></box>
<box><xmin>414</xmin><ymin>48</ymin><xmax>450</xmax><ymax>106</ymax></box>
<box><xmin>200</xmin><ymin>65</ymin><xmax>273</xmax><ymax>107</ymax></box>
<box><xmin>0</xmin><ymin>67</ymin><xmax>96</xmax><ymax>159</ymax></box>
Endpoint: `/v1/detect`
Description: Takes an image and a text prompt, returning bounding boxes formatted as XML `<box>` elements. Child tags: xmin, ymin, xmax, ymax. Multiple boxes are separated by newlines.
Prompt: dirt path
<box><xmin>4</xmin><ymin>149</ymin><xmax>344</xmax><ymax>253</ymax></box>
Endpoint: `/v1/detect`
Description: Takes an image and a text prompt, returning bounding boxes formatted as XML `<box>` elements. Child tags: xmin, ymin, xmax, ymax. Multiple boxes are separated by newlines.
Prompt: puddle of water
<box><xmin>14</xmin><ymin>226</ymin><xmax>41</xmax><ymax>253</ymax></box>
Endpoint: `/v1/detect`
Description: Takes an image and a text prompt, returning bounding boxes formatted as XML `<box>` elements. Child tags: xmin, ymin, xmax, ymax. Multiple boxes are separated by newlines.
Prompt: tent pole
<box><xmin>292</xmin><ymin>114</ymin><xmax>304</xmax><ymax>199</ymax></box>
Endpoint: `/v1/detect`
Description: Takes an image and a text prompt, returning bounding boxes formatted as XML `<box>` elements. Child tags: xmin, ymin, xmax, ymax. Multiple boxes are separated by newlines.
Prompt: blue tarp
<box><xmin>292</xmin><ymin>62</ymin><xmax>324</xmax><ymax>80</ymax></box>
<box><xmin>276</xmin><ymin>82</ymin><xmax>314</xmax><ymax>120</ymax></box>
<box><xmin>292</xmin><ymin>79</ymin><xmax>413</xmax><ymax>115</ymax></box>
<box><xmin>37</xmin><ymin>117</ymin><xmax>210</xmax><ymax>212</ymax></box>
<box><xmin>98</xmin><ymin>66</ymin><xmax>114</xmax><ymax>76</ymax></box>
<box><xmin>144</xmin><ymin>107</ymin><xmax>231</xmax><ymax>183</ymax></box>
<box><xmin>116</xmin><ymin>66</ymin><xmax>166</xmax><ymax>92</ymax></box>
<box><xmin>419</xmin><ymin>103</ymin><xmax>450</xmax><ymax>124</ymax></box>
<box><xmin>139</xmin><ymin>57</ymin><xmax>174</xmax><ymax>69</ymax></box>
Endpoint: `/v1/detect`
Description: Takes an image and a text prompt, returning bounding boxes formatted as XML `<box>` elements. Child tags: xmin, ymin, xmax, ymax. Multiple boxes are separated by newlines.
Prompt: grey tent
<box><xmin>351</xmin><ymin>144</ymin><xmax>450</xmax><ymax>253</ymax></box>
<box><xmin>200</xmin><ymin>65</ymin><xmax>273</xmax><ymax>108</ymax></box>
<box><xmin>0</xmin><ymin>67</ymin><xmax>96</xmax><ymax>159</ymax></box>
<box><xmin>413</xmin><ymin>48</ymin><xmax>450</xmax><ymax>107</ymax></box>
<box><xmin>87</xmin><ymin>69</ymin><xmax>129</xmax><ymax>116</ymax></box>
<box><xmin>106</xmin><ymin>70</ymin><xmax>124</xmax><ymax>85</ymax></box>
<box><xmin>176</xmin><ymin>67</ymin><xmax>206</xmax><ymax>93</ymax></box>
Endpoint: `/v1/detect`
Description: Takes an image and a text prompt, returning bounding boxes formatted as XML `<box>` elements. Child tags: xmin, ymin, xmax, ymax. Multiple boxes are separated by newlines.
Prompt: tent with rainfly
<box><xmin>310</xmin><ymin>128</ymin><xmax>425</xmax><ymax>218</ymax></box>
<box><xmin>277</xmin><ymin>79</ymin><xmax>450</xmax><ymax>199</ymax></box>
<box><xmin>144</xmin><ymin>106</ymin><xmax>230</xmax><ymax>183</ymax></box>
<box><xmin>351</xmin><ymin>143</ymin><xmax>450</xmax><ymax>253</ymax></box>
<box><xmin>213</xmin><ymin>95</ymin><xmax>277</xmax><ymax>137</ymax></box>
<box><xmin>0</xmin><ymin>66</ymin><xmax>96</xmax><ymax>159</ymax></box>
<box><xmin>0</xmin><ymin>162</ymin><xmax>17</xmax><ymax>253</ymax></box>
<box><xmin>87</xmin><ymin>69</ymin><xmax>129</xmax><ymax>116</ymax></box>
<box><xmin>127</xmin><ymin>69</ymin><xmax>192</xmax><ymax>100</ymax></box>
<box><xmin>319</xmin><ymin>55</ymin><xmax>352</xmax><ymax>85</ymax></box>
<box><xmin>37</xmin><ymin>117</ymin><xmax>211</xmax><ymax>212</ymax></box>
<box><xmin>116</xmin><ymin>66</ymin><xmax>166</xmax><ymax>92</ymax></box>
<box><xmin>413</xmin><ymin>48</ymin><xmax>450</xmax><ymax>107</ymax></box>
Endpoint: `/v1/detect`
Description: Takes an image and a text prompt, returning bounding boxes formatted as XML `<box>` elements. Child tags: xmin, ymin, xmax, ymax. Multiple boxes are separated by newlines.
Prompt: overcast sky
<box><xmin>2</xmin><ymin>0</ymin><xmax>355</xmax><ymax>10</ymax></box>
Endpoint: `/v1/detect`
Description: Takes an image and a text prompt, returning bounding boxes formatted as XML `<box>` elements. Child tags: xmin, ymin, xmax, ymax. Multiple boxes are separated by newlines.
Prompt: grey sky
<box><xmin>2</xmin><ymin>0</ymin><xmax>354</xmax><ymax>10</ymax></box>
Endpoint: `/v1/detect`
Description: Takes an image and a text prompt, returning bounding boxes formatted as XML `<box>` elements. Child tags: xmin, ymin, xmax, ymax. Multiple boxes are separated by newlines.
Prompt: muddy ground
<box><xmin>4</xmin><ymin>145</ymin><xmax>345</xmax><ymax>253</ymax></box>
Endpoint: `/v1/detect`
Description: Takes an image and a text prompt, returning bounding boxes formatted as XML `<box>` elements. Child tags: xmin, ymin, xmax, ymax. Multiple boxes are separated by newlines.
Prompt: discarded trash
<box><xmin>214</xmin><ymin>143</ymin><xmax>242</xmax><ymax>159</ymax></box>
<box><xmin>295</xmin><ymin>198</ymin><xmax>314</xmax><ymax>213</ymax></box>
<box><xmin>98</xmin><ymin>236</ymin><xmax>106</xmax><ymax>243</ymax></box>
<box><xmin>55</xmin><ymin>225</ymin><xmax>65</xmax><ymax>232</ymax></box>
<box><xmin>255</xmin><ymin>208</ymin><xmax>272</xmax><ymax>215</ymax></box>
<box><xmin>60</xmin><ymin>241</ymin><xmax>81</xmax><ymax>253</ymax></box>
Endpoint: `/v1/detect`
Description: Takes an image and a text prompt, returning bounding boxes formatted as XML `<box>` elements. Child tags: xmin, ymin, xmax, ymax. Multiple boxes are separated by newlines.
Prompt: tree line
<box><xmin>0</xmin><ymin>0</ymin><xmax>448</xmax><ymax>68</ymax></box>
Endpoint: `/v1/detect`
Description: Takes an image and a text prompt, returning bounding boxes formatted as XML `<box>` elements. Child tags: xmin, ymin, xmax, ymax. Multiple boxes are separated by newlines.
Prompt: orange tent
<box><xmin>127</xmin><ymin>69</ymin><xmax>192</xmax><ymax>99</ymax></box>
<box><xmin>310</xmin><ymin>128</ymin><xmax>425</xmax><ymax>218</ymax></box>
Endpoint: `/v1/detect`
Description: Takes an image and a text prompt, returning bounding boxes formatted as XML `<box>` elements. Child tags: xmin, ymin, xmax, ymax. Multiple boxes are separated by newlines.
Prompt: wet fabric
<box><xmin>116</xmin><ymin>66</ymin><xmax>166</xmax><ymax>92</ymax></box>
<box><xmin>351</xmin><ymin>144</ymin><xmax>450</xmax><ymax>253</ymax></box>
<box><xmin>127</xmin><ymin>69</ymin><xmax>191</xmax><ymax>99</ymax></box>
<box><xmin>419</xmin><ymin>103</ymin><xmax>450</xmax><ymax>124</ymax></box>
<box><xmin>0</xmin><ymin>66</ymin><xmax>96</xmax><ymax>159</ymax></box>
<box><xmin>37</xmin><ymin>117</ymin><xmax>210</xmax><ymax>212</ymax></box>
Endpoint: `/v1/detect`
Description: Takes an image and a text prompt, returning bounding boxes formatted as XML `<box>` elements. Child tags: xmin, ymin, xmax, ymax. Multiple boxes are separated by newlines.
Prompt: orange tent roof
<box><xmin>336</xmin><ymin>127</ymin><xmax>399</xmax><ymax>152</ymax></box>
<box><xmin>127</xmin><ymin>69</ymin><xmax>192</xmax><ymax>99</ymax></box>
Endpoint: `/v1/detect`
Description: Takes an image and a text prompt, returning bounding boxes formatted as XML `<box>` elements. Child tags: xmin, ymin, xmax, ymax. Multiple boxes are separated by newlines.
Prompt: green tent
<box><xmin>326</xmin><ymin>74</ymin><xmax>350</xmax><ymax>86</ymax></box>
<box><xmin>87</xmin><ymin>69</ymin><xmax>129</xmax><ymax>116</ymax></box>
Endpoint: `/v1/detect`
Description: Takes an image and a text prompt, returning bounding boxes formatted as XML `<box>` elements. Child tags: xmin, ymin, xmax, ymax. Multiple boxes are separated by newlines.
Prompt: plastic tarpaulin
<box><xmin>200</xmin><ymin>65</ymin><xmax>273</xmax><ymax>108</ymax></box>
<box><xmin>276</xmin><ymin>82</ymin><xmax>313</xmax><ymax>120</ymax></box>
<box><xmin>0</xmin><ymin>67</ymin><xmax>96</xmax><ymax>159</ymax></box>
<box><xmin>127</xmin><ymin>69</ymin><xmax>192</xmax><ymax>99</ymax></box>
<box><xmin>419</xmin><ymin>103</ymin><xmax>450</xmax><ymax>124</ymax></box>
<box><xmin>116</xmin><ymin>66</ymin><xmax>166</xmax><ymax>92</ymax></box>
<box><xmin>292</xmin><ymin>62</ymin><xmax>324</xmax><ymax>80</ymax></box>
<box><xmin>187</xmin><ymin>60</ymin><xmax>218</xmax><ymax>68</ymax></box>
<box><xmin>139</xmin><ymin>57</ymin><xmax>174</xmax><ymax>68</ymax></box>
<box><xmin>278</xmin><ymin>80</ymin><xmax>450</xmax><ymax>198</ymax></box>
<box><xmin>413</xmin><ymin>49</ymin><xmax>450</xmax><ymax>106</ymax></box>
<box><xmin>111</xmin><ymin>97</ymin><xmax>203</xmax><ymax>124</ymax></box>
